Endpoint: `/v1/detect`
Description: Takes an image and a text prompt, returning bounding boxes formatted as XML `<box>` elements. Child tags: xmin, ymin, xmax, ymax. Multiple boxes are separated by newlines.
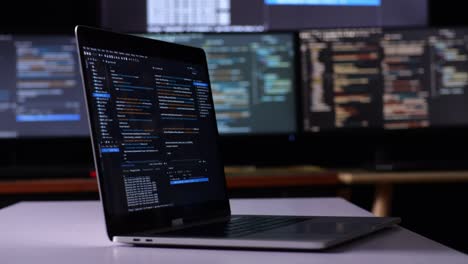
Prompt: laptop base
<box><xmin>114</xmin><ymin>215</ymin><xmax>400</xmax><ymax>250</ymax></box>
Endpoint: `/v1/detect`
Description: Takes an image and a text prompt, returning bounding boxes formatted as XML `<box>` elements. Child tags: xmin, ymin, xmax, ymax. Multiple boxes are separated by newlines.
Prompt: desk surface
<box><xmin>0</xmin><ymin>198</ymin><xmax>466</xmax><ymax>264</ymax></box>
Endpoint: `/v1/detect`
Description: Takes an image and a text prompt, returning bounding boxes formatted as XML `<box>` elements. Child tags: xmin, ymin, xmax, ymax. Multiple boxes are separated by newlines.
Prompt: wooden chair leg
<box><xmin>372</xmin><ymin>183</ymin><xmax>393</xmax><ymax>217</ymax></box>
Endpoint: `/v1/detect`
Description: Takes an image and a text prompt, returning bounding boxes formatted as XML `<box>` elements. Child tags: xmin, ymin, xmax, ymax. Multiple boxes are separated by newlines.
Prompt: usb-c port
<box><xmin>145</xmin><ymin>239</ymin><xmax>153</xmax><ymax>242</ymax></box>
<box><xmin>133</xmin><ymin>238</ymin><xmax>141</xmax><ymax>242</ymax></box>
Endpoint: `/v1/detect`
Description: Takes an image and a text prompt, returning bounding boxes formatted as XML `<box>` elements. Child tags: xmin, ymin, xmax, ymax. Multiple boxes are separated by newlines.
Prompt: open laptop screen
<box><xmin>77</xmin><ymin>27</ymin><xmax>228</xmax><ymax>227</ymax></box>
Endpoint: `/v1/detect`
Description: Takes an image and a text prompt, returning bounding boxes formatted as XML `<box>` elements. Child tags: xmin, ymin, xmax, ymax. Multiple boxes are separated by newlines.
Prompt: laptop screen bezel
<box><xmin>75</xmin><ymin>26</ymin><xmax>230</xmax><ymax>239</ymax></box>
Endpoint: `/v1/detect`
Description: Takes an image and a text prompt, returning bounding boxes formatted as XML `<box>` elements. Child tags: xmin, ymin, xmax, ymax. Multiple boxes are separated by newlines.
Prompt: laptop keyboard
<box><xmin>223</xmin><ymin>216</ymin><xmax>307</xmax><ymax>237</ymax></box>
<box><xmin>159</xmin><ymin>215</ymin><xmax>308</xmax><ymax>238</ymax></box>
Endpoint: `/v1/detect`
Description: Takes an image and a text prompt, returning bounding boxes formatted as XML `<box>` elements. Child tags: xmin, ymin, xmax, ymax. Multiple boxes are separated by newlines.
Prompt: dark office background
<box><xmin>1</xmin><ymin>0</ymin><xmax>468</xmax><ymax>253</ymax></box>
<box><xmin>0</xmin><ymin>1</ymin><xmax>466</xmax><ymax>32</ymax></box>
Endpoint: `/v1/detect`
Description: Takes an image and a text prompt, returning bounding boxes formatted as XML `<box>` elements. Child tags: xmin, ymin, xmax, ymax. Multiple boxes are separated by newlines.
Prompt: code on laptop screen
<box><xmin>81</xmin><ymin>46</ymin><xmax>225</xmax><ymax>213</ymax></box>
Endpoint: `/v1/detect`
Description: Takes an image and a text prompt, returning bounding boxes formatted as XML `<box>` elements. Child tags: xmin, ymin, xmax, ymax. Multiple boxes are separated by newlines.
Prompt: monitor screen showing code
<box><xmin>141</xmin><ymin>33</ymin><xmax>297</xmax><ymax>134</ymax></box>
<box><xmin>300</xmin><ymin>28</ymin><xmax>468</xmax><ymax>132</ymax></box>
<box><xmin>0</xmin><ymin>35</ymin><xmax>88</xmax><ymax>138</ymax></box>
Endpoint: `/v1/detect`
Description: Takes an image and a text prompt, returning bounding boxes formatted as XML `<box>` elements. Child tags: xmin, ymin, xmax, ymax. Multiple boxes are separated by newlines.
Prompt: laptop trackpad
<box><xmin>244</xmin><ymin>217</ymin><xmax>391</xmax><ymax>240</ymax></box>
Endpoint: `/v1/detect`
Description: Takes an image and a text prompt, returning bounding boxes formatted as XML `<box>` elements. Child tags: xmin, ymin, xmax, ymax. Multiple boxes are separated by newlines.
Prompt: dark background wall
<box><xmin>0</xmin><ymin>1</ymin><xmax>465</xmax><ymax>32</ymax></box>
<box><xmin>0</xmin><ymin>1</ymin><xmax>99</xmax><ymax>33</ymax></box>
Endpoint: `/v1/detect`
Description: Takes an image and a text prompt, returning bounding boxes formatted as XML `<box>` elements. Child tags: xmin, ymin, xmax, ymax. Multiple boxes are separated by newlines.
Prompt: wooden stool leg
<box><xmin>372</xmin><ymin>184</ymin><xmax>393</xmax><ymax>217</ymax></box>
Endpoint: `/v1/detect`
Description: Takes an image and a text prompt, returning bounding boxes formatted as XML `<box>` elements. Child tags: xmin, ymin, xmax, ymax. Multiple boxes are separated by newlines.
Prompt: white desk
<box><xmin>0</xmin><ymin>198</ymin><xmax>466</xmax><ymax>263</ymax></box>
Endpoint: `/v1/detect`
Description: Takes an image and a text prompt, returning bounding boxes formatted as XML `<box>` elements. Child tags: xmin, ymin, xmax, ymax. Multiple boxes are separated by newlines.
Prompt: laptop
<box><xmin>75</xmin><ymin>26</ymin><xmax>400</xmax><ymax>250</ymax></box>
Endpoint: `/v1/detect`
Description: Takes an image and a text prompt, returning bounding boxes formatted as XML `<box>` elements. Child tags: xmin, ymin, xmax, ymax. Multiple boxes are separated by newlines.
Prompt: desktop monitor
<box><xmin>0</xmin><ymin>33</ymin><xmax>297</xmax><ymax>138</ymax></box>
<box><xmin>101</xmin><ymin>0</ymin><xmax>428</xmax><ymax>33</ymax></box>
<box><xmin>300</xmin><ymin>27</ymin><xmax>468</xmax><ymax>133</ymax></box>
<box><xmin>140</xmin><ymin>33</ymin><xmax>298</xmax><ymax>135</ymax></box>
<box><xmin>0</xmin><ymin>35</ymin><xmax>88</xmax><ymax>139</ymax></box>
<box><xmin>0</xmin><ymin>33</ymin><xmax>297</xmax><ymax>169</ymax></box>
